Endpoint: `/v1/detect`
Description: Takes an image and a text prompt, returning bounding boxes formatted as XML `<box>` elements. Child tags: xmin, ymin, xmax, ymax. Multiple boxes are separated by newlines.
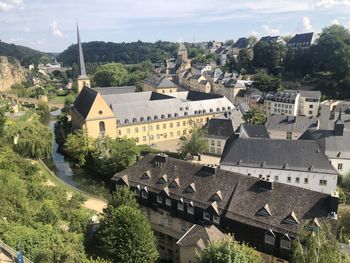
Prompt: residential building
<box><xmin>238</xmin><ymin>123</ymin><xmax>270</xmax><ymax>139</ymax></box>
<box><xmin>166</xmin><ymin>58</ymin><xmax>177</xmax><ymax>77</ymax></box>
<box><xmin>191</xmin><ymin>63</ymin><xmax>211</xmax><ymax>76</ymax></box>
<box><xmin>110</xmin><ymin>153</ymin><xmax>339</xmax><ymax>262</ymax></box>
<box><xmin>220</xmin><ymin>136</ymin><xmax>338</xmax><ymax>193</ymax></box>
<box><xmin>244</xmin><ymin>88</ymin><xmax>263</xmax><ymax>109</ymax></box>
<box><xmin>205</xmin><ymin>110</ymin><xmax>244</xmax><ymax>155</ymax></box>
<box><xmin>297</xmin><ymin>90</ymin><xmax>321</xmax><ymax>117</ymax></box>
<box><xmin>232</xmin><ymin>37</ymin><xmax>253</xmax><ymax>55</ymax></box>
<box><xmin>300</xmin><ymin>111</ymin><xmax>350</xmax><ymax>176</ymax></box>
<box><xmin>264</xmin><ymin>90</ymin><xmax>300</xmax><ymax>116</ymax></box>
<box><xmin>71</xmin><ymin>87</ymin><xmax>234</xmax><ymax>144</ymax></box>
<box><xmin>259</xmin><ymin>35</ymin><xmax>285</xmax><ymax>44</ymax></box>
<box><xmin>142</xmin><ymin>76</ymin><xmax>178</xmax><ymax>94</ymax></box>
<box><xmin>186</xmin><ymin>75</ymin><xmax>212</xmax><ymax>93</ymax></box>
<box><xmin>265</xmin><ymin>115</ymin><xmax>317</xmax><ymax>140</ymax></box>
<box><xmin>286</xmin><ymin>32</ymin><xmax>315</xmax><ymax>48</ymax></box>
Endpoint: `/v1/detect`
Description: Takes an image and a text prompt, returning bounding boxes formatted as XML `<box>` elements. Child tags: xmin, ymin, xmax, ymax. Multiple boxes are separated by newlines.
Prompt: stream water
<box><xmin>44</xmin><ymin>109</ymin><xmax>110</xmax><ymax>200</ymax></box>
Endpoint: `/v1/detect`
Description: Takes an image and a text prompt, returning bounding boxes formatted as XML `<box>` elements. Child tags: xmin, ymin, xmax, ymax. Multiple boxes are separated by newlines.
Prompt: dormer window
<box><xmin>280</xmin><ymin>234</ymin><xmax>292</xmax><ymax>250</ymax></box>
<box><xmin>124</xmin><ymin>119</ymin><xmax>129</xmax><ymax>124</ymax></box>
<box><xmin>282</xmin><ymin>211</ymin><xmax>299</xmax><ymax>225</ymax></box>
<box><xmin>142</xmin><ymin>188</ymin><xmax>148</xmax><ymax>199</ymax></box>
<box><xmin>169</xmin><ymin>178</ymin><xmax>180</xmax><ymax>188</ymax></box>
<box><xmin>187</xmin><ymin>202</ymin><xmax>194</xmax><ymax>215</ymax></box>
<box><xmin>140</xmin><ymin>117</ymin><xmax>145</xmax><ymax>122</ymax></box>
<box><xmin>133</xmin><ymin>118</ymin><xmax>137</xmax><ymax>123</ymax></box>
<box><xmin>184</xmin><ymin>112</ymin><xmax>188</xmax><ymax>116</ymax></box>
<box><xmin>213</xmin><ymin>215</ymin><xmax>220</xmax><ymax>224</ymax></box>
<box><xmin>184</xmin><ymin>183</ymin><xmax>196</xmax><ymax>193</ymax></box>
<box><xmin>168</xmin><ymin>114</ymin><xmax>172</xmax><ymax>118</ymax></box>
<box><xmin>177</xmin><ymin>200</ymin><xmax>184</xmax><ymax>211</ymax></box>
<box><xmin>264</xmin><ymin>229</ymin><xmax>275</xmax><ymax>245</ymax></box>
<box><xmin>147</xmin><ymin>116</ymin><xmax>152</xmax><ymax>121</ymax></box>
<box><xmin>216</xmin><ymin>108</ymin><xmax>220</xmax><ymax>112</ymax></box>
<box><xmin>256</xmin><ymin>204</ymin><xmax>272</xmax><ymax>216</ymax></box>
<box><xmin>210</xmin><ymin>108</ymin><xmax>213</xmax><ymax>113</ymax></box>
<box><xmin>174</xmin><ymin>113</ymin><xmax>178</xmax><ymax>118</ymax></box>
<box><xmin>210</xmin><ymin>190</ymin><xmax>223</xmax><ymax>202</ymax></box>
<box><xmin>117</xmin><ymin>120</ymin><xmax>121</xmax><ymax>125</ymax></box>
<box><xmin>154</xmin><ymin>115</ymin><xmax>158</xmax><ymax>120</ymax></box>
<box><xmin>180</xmin><ymin>107</ymin><xmax>183</xmax><ymax>111</ymax></box>
<box><xmin>161</xmin><ymin>114</ymin><xmax>165</xmax><ymax>119</ymax></box>
<box><xmin>203</xmin><ymin>211</ymin><xmax>210</xmax><ymax>220</ymax></box>
<box><xmin>157</xmin><ymin>174</ymin><xmax>167</xmax><ymax>184</ymax></box>
<box><xmin>141</xmin><ymin>171</ymin><xmax>151</xmax><ymax>180</ymax></box>
<box><xmin>157</xmin><ymin>195</ymin><xmax>163</xmax><ymax>204</ymax></box>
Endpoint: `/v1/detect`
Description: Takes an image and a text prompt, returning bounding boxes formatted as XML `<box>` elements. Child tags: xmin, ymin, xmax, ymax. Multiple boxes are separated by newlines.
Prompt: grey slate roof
<box><xmin>259</xmin><ymin>36</ymin><xmax>280</xmax><ymax>42</ymax></box>
<box><xmin>177</xmin><ymin>225</ymin><xmax>225</xmax><ymax>249</ymax></box>
<box><xmin>239</xmin><ymin>124</ymin><xmax>270</xmax><ymax>138</ymax></box>
<box><xmin>264</xmin><ymin>89</ymin><xmax>298</xmax><ymax>103</ymax></box>
<box><xmin>299</xmin><ymin>90</ymin><xmax>321</xmax><ymax>98</ymax></box>
<box><xmin>287</xmin><ymin>32</ymin><xmax>314</xmax><ymax>47</ymax></box>
<box><xmin>220</xmin><ymin>137</ymin><xmax>337</xmax><ymax>174</ymax></box>
<box><xmin>232</xmin><ymin>37</ymin><xmax>250</xmax><ymax>49</ymax></box>
<box><xmin>112</xmin><ymin>154</ymin><xmax>333</xmax><ymax>235</ymax></box>
<box><xmin>143</xmin><ymin>76</ymin><xmax>177</xmax><ymax>89</ymax></box>
<box><xmin>265</xmin><ymin>114</ymin><xmax>317</xmax><ymax>133</ymax></box>
<box><xmin>73</xmin><ymin>87</ymin><xmax>97</xmax><ymax>119</ymax></box>
<box><xmin>207</xmin><ymin>110</ymin><xmax>244</xmax><ymax>138</ymax></box>
<box><xmin>93</xmin><ymin>86</ymin><xmax>136</xmax><ymax>95</ymax></box>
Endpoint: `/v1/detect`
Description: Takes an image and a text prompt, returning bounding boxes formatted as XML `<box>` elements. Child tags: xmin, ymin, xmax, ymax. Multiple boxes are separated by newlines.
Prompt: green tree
<box><xmin>96</xmin><ymin>205</ymin><xmax>159</xmax><ymax>263</ymax></box>
<box><xmin>64</xmin><ymin>94</ymin><xmax>76</xmax><ymax>108</ymax></box>
<box><xmin>243</xmin><ymin>109</ymin><xmax>267</xmax><ymax>125</ymax></box>
<box><xmin>180</xmin><ymin>127</ymin><xmax>208</xmax><ymax>157</ymax></box>
<box><xmin>237</xmin><ymin>49</ymin><xmax>253</xmax><ymax>74</ymax></box>
<box><xmin>109</xmin><ymin>186</ymin><xmax>138</xmax><ymax>209</ymax></box>
<box><xmin>253</xmin><ymin>41</ymin><xmax>286</xmax><ymax>73</ymax></box>
<box><xmin>293</xmin><ymin>224</ymin><xmax>350</xmax><ymax>263</ymax></box>
<box><xmin>94</xmin><ymin>63</ymin><xmax>128</xmax><ymax>87</ymax></box>
<box><xmin>0</xmin><ymin>110</ymin><xmax>6</xmax><ymax>136</ymax></box>
<box><xmin>197</xmin><ymin>236</ymin><xmax>263</xmax><ymax>263</ymax></box>
<box><xmin>36</xmin><ymin>101</ymin><xmax>50</xmax><ymax>125</ymax></box>
<box><xmin>64</xmin><ymin>129</ymin><xmax>92</xmax><ymax>166</ymax></box>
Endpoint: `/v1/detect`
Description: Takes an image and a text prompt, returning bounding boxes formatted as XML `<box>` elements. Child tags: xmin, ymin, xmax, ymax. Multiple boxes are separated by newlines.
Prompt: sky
<box><xmin>1</xmin><ymin>0</ymin><xmax>350</xmax><ymax>53</ymax></box>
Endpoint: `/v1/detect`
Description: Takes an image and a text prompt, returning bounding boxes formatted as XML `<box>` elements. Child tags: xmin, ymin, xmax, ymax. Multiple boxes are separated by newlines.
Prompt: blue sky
<box><xmin>1</xmin><ymin>0</ymin><xmax>350</xmax><ymax>52</ymax></box>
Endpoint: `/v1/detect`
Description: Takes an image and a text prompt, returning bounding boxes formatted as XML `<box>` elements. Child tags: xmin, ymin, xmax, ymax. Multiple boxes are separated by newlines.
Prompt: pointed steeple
<box><xmin>77</xmin><ymin>23</ymin><xmax>87</xmax><ymax>76</ymax></box>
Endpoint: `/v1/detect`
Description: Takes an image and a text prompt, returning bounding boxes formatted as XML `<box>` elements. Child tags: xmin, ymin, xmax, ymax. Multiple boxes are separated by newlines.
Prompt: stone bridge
<box><xmin>0</xmin><ymin>92</ymin><xmax>64</xmax><ymax>109</ymax></box>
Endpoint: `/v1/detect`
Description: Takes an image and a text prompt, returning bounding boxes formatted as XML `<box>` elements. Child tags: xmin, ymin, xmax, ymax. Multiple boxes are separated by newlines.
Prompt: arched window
<box><xmin>184</xmin><ymin>112</ymin><xmax>188</xmax><ymax>116</ymax></box>
<box><xmin>140</xmin><ymin>117</ymin><xmax>145</xmax><ymax>122</ymax></box>
<box><xmin>133</xmin><ymin>118</ymin><xmax>137</xmax><ymax>123</ymax></box>
<box><xmin>168</xmin><ymin>114</ymin><xmax>172</xmax><ymax>118</ymax></box>
<box><xmin>125</xmin><ymin>119</ymin><xmax>129</xmax><ymax>124</ymax></box>
<box><xmin>174</xmin><ymin>113</ymin><xmax>178</xmax><ymax>118</ymax></box>
<box><xmin>154</xmin><ymin>115</ymin><xmax>158</xmax><ymax>120</ymax></box>
<box><xmin>161</xmin><ymin>114</ymin><xmax>165</xmax><ymax>119</ymax></box>
<box><xmin>99</xmin><ymin>121</ymin><xmax>106</xmax><ymax>133</ymax></box>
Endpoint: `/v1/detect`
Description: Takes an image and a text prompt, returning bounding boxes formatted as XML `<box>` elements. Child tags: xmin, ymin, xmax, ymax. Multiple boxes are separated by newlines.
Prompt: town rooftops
<box><xmin>93</xmin><ymin>86</ymin><xmax>136</xmax><ymax>95</ymax></box>
<box><xmin>287</xmin><ymin>32</ymin><xmax>314</xmax><ymax>48</ymax></box>
<box><xmin>299</xmin><ymin>90</ymin><xmax>321</xmax><ymax>99</ymax></box>
<box><xmin>264</xmin><ymin>90</ymin><xmax>299</xmax><ymax>103</ymax></box>
<box><xmin>239</xmin><ymin>124</ymin><xmax>270</xmax><ymax>138</ymax></box>
<box><xmin>220</xmin><ymin>137</ymin><xmax>337</xmax><ymax>174</ymax></box>
<box><xmin>265</xmin><ymin>114</ymin><xmax>317</xmax><ymax>133</ymax></box>
<box><xmin>143</xmin><ymin>75</ymin><xmax>177</xmax><ymax>89</ymax></box>
<box><xmin>232</xmin><ymin>37</ymin><xmax>251</xmax><ymax>49</ymax></box>
<box><xmin>73</xmin><ymin>87</ymin><xmax>98</xmax><ymax>119</ymax></box>
<box><xmin>111</xmin><ymin>154</ymin><xmax>335</xmax><ymax>235</ymax></box>
<box><xmin>259</xmin><ymin>36</ymin><xmax>281</xmax><ymax>42</ymax></box>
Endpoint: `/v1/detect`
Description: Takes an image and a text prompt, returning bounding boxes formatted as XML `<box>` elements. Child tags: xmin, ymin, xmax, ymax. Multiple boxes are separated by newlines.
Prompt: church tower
<box><xmin>76</xmin><ymin>24</ymin><xmax>90</xmax><ymax>93</ymax></box>
<box><xmin>177</xmin><ymin>43</ymin><xmax>188</xmax><ymax>66</ymax></box>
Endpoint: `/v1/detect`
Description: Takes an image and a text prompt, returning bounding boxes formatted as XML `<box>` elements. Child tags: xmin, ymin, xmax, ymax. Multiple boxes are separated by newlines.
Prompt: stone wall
<box><xmin>0</xmin><ymin>56</ymin><xmax>26</xmax><ymax>91</ymax></box>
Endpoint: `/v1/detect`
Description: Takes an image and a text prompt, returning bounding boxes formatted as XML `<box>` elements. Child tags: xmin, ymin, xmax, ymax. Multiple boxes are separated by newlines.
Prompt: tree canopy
<box><xmin>243</xmin><ymin>109</ymin><xmax>267</xmax><ymax>125</ymax></box>
<box><xmin>180</xmin><ymin>127</ymin><xmax>208</xmax><ymax>157</ymax></box>
<box><xmin>94</xmin><ymin>63</ymin><xmax>128</xmax><ymax>87</ymax></box>
<box><xmin>197</xmin><ymin>236</ymin><xmax>263</xmax><ymax>263</ymax></box>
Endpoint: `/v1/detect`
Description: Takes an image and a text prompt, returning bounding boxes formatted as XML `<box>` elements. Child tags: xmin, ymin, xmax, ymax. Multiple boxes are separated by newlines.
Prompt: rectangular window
<box><xmin>309</xmin><ymin>111</ymin><xmax>313</xmax><ymax>115</ymax></box>
<box><xmin>280</xmin><ymin>239</ymin><xmax>291</xmax><ymax>250</ymax></box>
<box><xmin>163</xmin><ymin>124</ymin><xmax>166</xmax><ymax>129</ymax></box>
<box><xmin>157</xmin><ymin>195</ymin><xmax>163</xmax><ymax>204</ymax></box>
<box><xmin>286</xmin><ymin>132</ymin><xmax>292</xmax><ymax>140</ymax></box>
<box><xmin>210</xmin><ymin>147</ymin><xmax>215</xmax><ymax>154</ymax></box>
<box><xmin>150</xmin><ymin>135</ymin><xmax>154</xmax><ymax>141</ymax></box>
<box><xmin>287</xmin><ymin>177</ymin><xmax>291</xmax><ymax>183</ymax></box>
<box><xmin>177</xmin><ymin>202</ymin><xmax>184</xmax><ymax>211</ymax></box>
<box><xmin>135</xmin><ymin>188</ymin><xmax>141</xmax><ymax>196</ymax></box>
<box><xmin>213</xmin><ymin>215</ymin><xmax>220</xmax><ymax>224</ymax></box>
<box><xmin>296</xmin><ymin>177</ymin><xmax>300</xmax><ymax>183</ymax></box>
<box><xmin>118</xmin><ymin>130</ymin><xmax>121</xmax><ymax>136</ymax></box>
<box><xmin>181</xmin><ymin>221</ymin><xmax>187</xmax><ymax>231</ymax></box>
<box><xmin>143</xmin><ymin>136</ymin><xmax>147</xmax><ymax>142</ymax></box>
<box><xmin>177</xmin><ymin>131</ymin><xmax>181</xmax><ymax>136</ymax></box>
<box><xmin>216</xmin><ymin>148</ymin><xmax>222</xmax><ymax>155</ymax></box>
<box><xmin>142</xmin><ymin>191</ymin><xmax>148</xmax><ymax>199</ymax></box>
<box><xmin>170</xmin><ymin>123</ymin><xmax>173</xmax><ymax>128</ymax></box>
<box><xmin>203</xmin><ymin>212</ymin><xmax>210</xmax><ymax>220</ymax></box>
<box><xmin>170</xmin><ymin>132</ymin><xmax>174</xmax><ymax>137</ymax></box>
<box><xmin>135</xmin><ymin>137</ymin><xmax>139</xmax><ymax>143</ymax></box>
<box><xmin>156</xmin><ymin>134</ymin><xmax>160</xmax><ymax>140</ymax></box>
<box><xmin>142</xmin><ymin>126</ymin><xmax>146</xmax><ymax>132</ymax></box>
<box><xmin>167</xmin><ymin>214</ymin><xmax>173</xmax><ymax>227</ymax></box>
<box><xmin>165</xmin><ymin>198</ymin><xmax>171</xmax><ymax>206</ymax></box>
<box><xmin>183</xmin><ymin>130</ymin><xmax>187</xmax><ymax>135</ymax></box>
<box><xmin>187</xmin><ymin>206</ymin><xmax>194</xmax><ymax>215</ymax></box>
<box><xmin>146</xmin><ymin>208</ymin><xmax>151</xmax><ymax>220</ymax></box>
<box><xmin>149</xmin><ymin>125</ymin><xmax>153</xmax><ymax>131</ymax></box>
<box><xmin>304</xmin><ymin>178</ymin><xmax>309</xmax><ymax>184</ymax></box>
<box><xmin>158</xmin><ymin>213</ymin><xmax>164</xmax><ymax>226</ymax></box>
<box><xmin>264</xmin><ymin>234</ymin><xmax>275</xmax><ymax>245</ymax></box>
<box><xmin>211</xmin><ymin>140</ymin><xmax>215</xmax><ymax>146</ymax></box>
<box><xmin>183</xmin><ymin>121</ymin><xmax>186</xmax><ymax>126</ymax></box>
<box><xmin>135</xmin><ymin>127</ymin><xmax>138</xmax><ymax>133</ymax></box>
<box><xmin>156</xmin><ymin>125</ymin><xmax>160</xmax><ymax>130</ymax></box>
<box><xmin>127</xmin><ymin>128</ymin><xmax>130</xmax><ymax>134</ymax></box>
<box><xmin>338</xmin><ymin>163</ymin><xmax>343</xmax><ymax>171</ymax></box>
<box><xmin>319</xmin><ymin>179</ymin><xmax>327</xmax><ymax>186</ymax></box>
<box><xmin>274</xmin><ymin>176</ymin><xmax>279</xmax><ymax>182</ymax></box>
<box><xmin>177</xmin><ymin>122</ymin><xmax>180</xmax><ymax>127</ymax></box>
<box><xmin>309</xmin><ymin>104</ymin><xmax>313</xmax><ymax>109</ymax></box>
<box><xmin>217</xmin><ymin>141</ymin><xmax>221</xmax><ymax>147</ymax></box>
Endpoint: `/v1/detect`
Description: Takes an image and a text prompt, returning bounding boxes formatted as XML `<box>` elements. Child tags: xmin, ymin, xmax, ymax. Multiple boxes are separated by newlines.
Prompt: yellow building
<box><xmin>142</xmin><ymin>75</ymin><xmax>178</xmax><ymax>94</ymax></box>
<box><xmin>71</xmin><ymin>87</ymin><xmax>235</xmax><ymax>144</ymax></box>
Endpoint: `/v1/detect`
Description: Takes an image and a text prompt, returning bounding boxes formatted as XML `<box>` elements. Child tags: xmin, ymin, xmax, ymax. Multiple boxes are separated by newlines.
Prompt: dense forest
<box><xmin>0</xmin><ymin>40</ymin><xmax>50</xmax><ymax>66</ymax></box>
<box><xmin>57</xmin><ymin>40</ymin><xmax>178</xmax><ymax>65</ymax></box>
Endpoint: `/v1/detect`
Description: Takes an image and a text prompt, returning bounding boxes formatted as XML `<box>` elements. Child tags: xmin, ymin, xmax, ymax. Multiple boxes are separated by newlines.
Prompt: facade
<box><xmin>205</xmin><ymin>110</ymin><xmax>244</xmax><ymax>155</ymax></box>
<box><xmin>220</xmin><ymin>136</ymin><xmax>338</xmax><ymax>193</ymax></box>
<box><xmin>110</xmin><ymin>154</ymin><xmax>338</xmax><ymax>262</ymax></box>
<box><xmin>264</xmin><ymin>90</ymin><xmax>300</xmax><ymax>116</ymax></box>
<box><xmin>265</xmin><ymin>114</ymin><xmax>317</xmax><ymax>140</ymax></box>
<box><xmin>142</xmin><ymin>76</ymin><xmax>178</xmax><ymax>93</ymax></box>
<box><xmin>71</xmin><ymin>87</ymin><xmax>235</xmax><ymax>144</ymax></box>
<box><xmin>191</xmin><ymin>63</ymin><xmax>211</xmax><ymax>76</ymax></box>
<box><xmin>232</xmin><ymin>37</ymin><xmax>253</xmax><ymax>55</ymax></box>
<box><xmin>297</xmin><ymin>90</ymin><xmax>321</xmax><ymax>117</ymax></box>
<box><xmin>177</xmin><ymin>43</ymin><xmax>191</xmax><ymax>71</ymax></box>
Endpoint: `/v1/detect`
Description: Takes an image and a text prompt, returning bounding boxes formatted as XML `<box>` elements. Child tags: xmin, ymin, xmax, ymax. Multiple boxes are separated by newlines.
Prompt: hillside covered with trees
<box><xmin>0</xmin><ymin>40</ymin><xmax>50</xmax><ymax>66</ymax></box>
<box><xmin>58</xmin><ymin>40</ymin><xmax>178</xmax><ymax>65</ymax></box>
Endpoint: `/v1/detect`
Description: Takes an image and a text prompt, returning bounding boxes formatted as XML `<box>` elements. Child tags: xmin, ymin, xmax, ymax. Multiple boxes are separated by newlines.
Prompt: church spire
<box><xmin>77</xmin><ymin>23</ymin><xmax>87</xmax><ymax>76</ymax></box>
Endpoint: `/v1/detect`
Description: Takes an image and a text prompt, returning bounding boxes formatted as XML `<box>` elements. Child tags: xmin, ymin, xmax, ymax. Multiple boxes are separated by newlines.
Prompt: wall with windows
<box><xmin>206</xmin><ymin>137</ymin><xmax>227</xmax><ymax>155</ymax></box>
<box><xmin>220</xmin><ymin>165</ymin><xmax>337</xmax><ymax>194</ymax></box>
<box><xmin>117</xmin><ymin>114</ymin><xmax>215</xmax><ymax>145</ymax></box>
<box><xmin>267</xmin><ymin>129</ymin><xmax>303</xmax><ymax>140</ymax></box>
<box><xmin>270</xmin><ymin>101</ymin><xmax>298</xmax><ymax>116</ymax></box>
<box><xmin>329</xmin><ymin>158</ymin><xmax>350</xmax><ymax>176</ymax></box>
<box><xmin>298</xmin><ymin>97</ymin><xmax>320</xmax><ymax>117</ymax></box>
<box><xmin>142</xmin><ymin>83</ymin><xmax>178</xmax><ymax>94</ymax></box>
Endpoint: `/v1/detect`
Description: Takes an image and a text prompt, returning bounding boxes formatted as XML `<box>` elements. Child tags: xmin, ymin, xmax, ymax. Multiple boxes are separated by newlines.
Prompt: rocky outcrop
<box><xmin>0</xmin><ymin>56</ymin><xmax>26</xmax><ymax>91</ymax></box>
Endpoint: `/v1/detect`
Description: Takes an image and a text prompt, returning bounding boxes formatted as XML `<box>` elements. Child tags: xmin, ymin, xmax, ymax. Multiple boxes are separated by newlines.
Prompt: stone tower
<box><xmin>177</xmin><ymin>43</ymin><xmax>188</xmax><ymax>66</ymax></box>
<box><xmin>76</xmin><ymin>24</ymin><xmax>90</xmax><ymax>93</ymax></box>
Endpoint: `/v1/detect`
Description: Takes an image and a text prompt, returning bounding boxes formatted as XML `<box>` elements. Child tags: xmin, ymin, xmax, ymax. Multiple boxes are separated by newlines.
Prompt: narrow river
<box><xmin>44</xmin><ymin>109</ymin><xmax>110</xmax><ymax>200</ymax></box>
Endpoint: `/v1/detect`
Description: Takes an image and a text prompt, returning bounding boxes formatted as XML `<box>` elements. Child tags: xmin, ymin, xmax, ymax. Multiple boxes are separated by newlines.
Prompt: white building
<box><xmin>220</xmin><ymin>137</ymin><xmax>338</xmax><ymax>194</ymax></box>
<box><xmin>264</xmin><ymin>90</ymin><xmax>300</xmax><ymax>116</ymax></box>
<box><xmin>297</xmin><ymin>90</ymin><xmax>321</xmax><ymax>118</ymax></box>
<box><xmin>191</xmin><ymin>63</ymin><xmax>211</xmax><ymax>76</ymax></box>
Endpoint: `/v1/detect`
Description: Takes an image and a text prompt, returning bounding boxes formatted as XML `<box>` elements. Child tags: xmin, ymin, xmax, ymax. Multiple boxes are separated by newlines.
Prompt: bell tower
<box><xmin>76</xmin><ymin>23</ymin><xmax>90</xmax><ymax>93</ymax></box>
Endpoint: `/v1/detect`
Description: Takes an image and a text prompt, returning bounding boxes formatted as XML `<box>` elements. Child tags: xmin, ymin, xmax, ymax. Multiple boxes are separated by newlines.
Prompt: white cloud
<box><xmin>23</xmin><ymin>26</ymin><xmax>31</xmax><ymax>32</ymax></box>
<box><xmin>0</xmin><ymin>0</ymin><xmax>23</xmax><ymax>12</ymax></box>
<box><xmin>302</xmin><ymin>16</ymin><xmax>313</xmax><ymax>31</ymax></box>
<box><xmin>262</xmin><ymin>25</ymin><xmax>280</xmax><ymax>35</ymax></box>
<box><xmin>50</xmin><ymin>21</ymin><xmax>64</xmax><ymax>38</ymax></box>
<box><xmin>331</xmin><ymin>19</ymin><xmax>340</xmax><ymax>25</ymax></box>
<box><xmin>315</xmin><ymin>0</ymin><xmax>350</xmax><ymax>8</ymax></box>
<box><xmin>248</xmin><ymin>31</ymin><xmax>259</xmax><ymax>37</ymax></box>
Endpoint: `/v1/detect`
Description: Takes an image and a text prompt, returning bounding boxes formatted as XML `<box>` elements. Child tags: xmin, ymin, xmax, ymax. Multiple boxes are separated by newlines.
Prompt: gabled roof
<box><xmin>239</xmin><ymin>124</ymin><xmax>270</xmax><ymax>138</ymax></box>
<box><xmin>265</xmin><ymin>114</ymin><xmax>317</xmax><ymax>133</ymax></box>
<box><xmin>232</xmin><ymin>37</ymin><xmax>250</xmax><ymax>49</ymax></box>
<box><xmin>112</xmin><ymin>154</ymin><xmax>333</xmax><ymax>235</ymax></box>
<box><xmin>143</xmin><ymin>75</ymin><xmax>177</xmax><ymax>89</ymax></box>
<box><xmin>220</xmin><ymin>137</ymin><xmax>337</xmax><ymax>174</ymax></box>
<box><xmin>176</xmin><ymin>224</ymin><xmax>225</xmax><ymax>249</ymax></box>
<box><xmin>282</xmin><ymin>211</ymin><xmax>299</xmax><ymax>225</ymax></box>
<box><xmin>256</xmin><ymin>204</ymin><xmax>272</xmax><ymax>216</ymax></box>
<box><xmin>259</xmin><ymin>36</ymin><xmax>281</xmax><ymax>42</ymax></box>
<box><xmin>287</xmin><ymin>32</ymin><xmax>314</xmax><ymax>47</ymax></box>
<box><xmin>207</xmin><ymin>113</ymin><xmax>242</xmax><ymax>138</ymax></box>
<box><xmin>93</xmin><ymin>86</ymin><xmax>136</xmax><ymax>95</ymax></box>
<box><xmin>73</xmin><ymin>87</ymin><xmax>98</xmax><ymax>119</ymax></box>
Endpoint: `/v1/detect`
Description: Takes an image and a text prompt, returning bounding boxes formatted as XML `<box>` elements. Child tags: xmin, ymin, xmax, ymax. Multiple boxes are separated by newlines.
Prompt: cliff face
<box><xmin>0</xmin><ymin>56</ymin><xmax>26</xmax><ymax>91</ymax></box>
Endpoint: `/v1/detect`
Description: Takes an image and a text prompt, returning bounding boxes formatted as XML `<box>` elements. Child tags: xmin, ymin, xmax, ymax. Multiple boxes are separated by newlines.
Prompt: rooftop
<box><xmin>265</xmin><ymin>114</ymin><xmax>317</xmax><ymax>133</ymax></box>
<box><xmin>143</xmin><ymin>75</ymin><xmax>177</xmax><ymax>89</ymax></box>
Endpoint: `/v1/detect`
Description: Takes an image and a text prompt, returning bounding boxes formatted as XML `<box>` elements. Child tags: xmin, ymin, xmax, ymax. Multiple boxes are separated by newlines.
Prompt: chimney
<box><xmin>334</xmin><ymin>109</ymin><xmax>344</xmax><ymax>136</ymax></box>
<box><xmin>155</xmin><ymin>153</ymin><xmax>168</xmax><ymax>163</ymax></box>
<box><xmin>329</xmin><ymin>191</ymin><xmax>339</xmax><ymax>218</ymax></box>
<box><xmin>259</xmin><ymin>178</ymin><xmax>273</xmax><ymax>190</ymax></box>
<box><xmin>201</xmin><ymin>165</ymin><xmax>216</xmax><ymax>175</ymax></box>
